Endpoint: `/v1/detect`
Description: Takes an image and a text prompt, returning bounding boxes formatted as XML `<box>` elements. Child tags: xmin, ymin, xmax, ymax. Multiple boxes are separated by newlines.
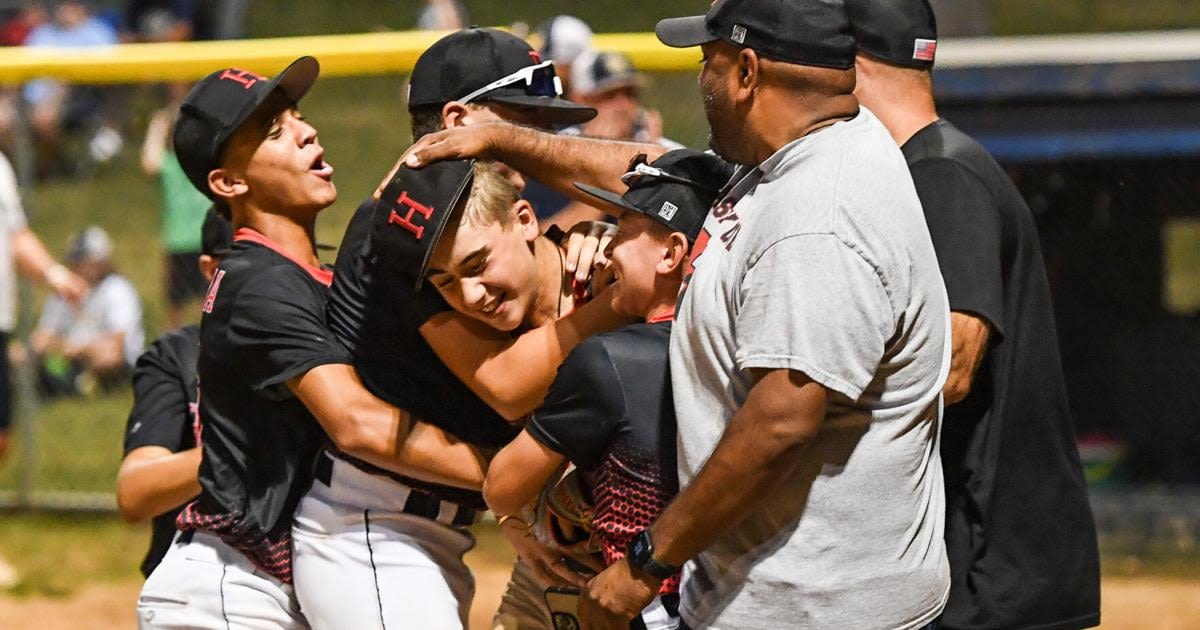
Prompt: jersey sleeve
<box><xmin>124</xmin><ymin>338</ymin><xmax>193</xmax><ymax>454</ymax></box>
<box><xmin>910</xmin><ymin>158</ymin><xmax>1005</xmax><ymax>338</ymax></box>
<box><xmin>398</xmin><ymin>284</ymin><xmax>452</xmax><ymax>329</ymax></box>
<box><xmin>734</xmin><ymin>234</ymin><xmax>894</xmax><ymax>401</ymax></box>
<box><xmin>526</xmin><ymin>339</ymin><xmax>626</xmax><ymax>471</ymax></box>
<box><xmin>227</xmin><ymin>266</ymin><xmax>351</xmax><ymax>396</ymax></box>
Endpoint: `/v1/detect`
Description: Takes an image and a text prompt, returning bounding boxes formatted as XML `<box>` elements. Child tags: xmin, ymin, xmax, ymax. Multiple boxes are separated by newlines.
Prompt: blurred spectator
<box><xmin>0</xmin><ymin>149</ymin><xmax>87</xmax><ymax>460</ymax></box>
<box><xmin>212</xmin><ymin>0</ymin><xmax>248</xmax><ymax>40</ymax></box>
<box><xmin>540</xmin><ymin>52</ymin><xmax>685</xmax><ymax>229</ymax></box>
<box><xmin>570</xmin><ymin>51</ymin><xmax>683</xmax><ymax>150</ymax></box>
<box><xmin>141</xmin><ymin>101</ymin><xmax>209</xmax><ymax>329</ymax></box>
<box><xmin>416</xmin><ymin>0</ymin><xmax>467</xmax><ymax>31</ymax></box>
<box><xmin>0</xmin><ymin>1</ymin><xmax>48</xmax><ymax>46</ymax></box>
<box><xmin>21</xmin><ymin>0</ymin><xmax>122</xmax><ymax>177</ymax></box>
<box><xmin>122</xmin><ymin>0</ymin><xmax>210</xmax><ymax>43</ymax></box>
<box><xmin>31</xmin><ymin>226</ymin><xmax>144</xmax><ymax>397</ymax></box>
<box><xmin>535</xmin><ymin>15</ymin><xmax>593</xmax><ymax>97</ymax></box>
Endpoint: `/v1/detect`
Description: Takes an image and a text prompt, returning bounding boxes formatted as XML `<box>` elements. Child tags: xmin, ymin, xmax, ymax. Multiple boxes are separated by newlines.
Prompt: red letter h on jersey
<box><xmin>388</xmin><ymin>191</ymin><xmax>434</xmax><ymax>240</ymax></box>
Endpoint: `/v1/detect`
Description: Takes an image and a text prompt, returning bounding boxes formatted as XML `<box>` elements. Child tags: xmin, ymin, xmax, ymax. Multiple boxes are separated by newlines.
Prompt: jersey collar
<box><xmin>646</xmin><ymin>307</ymin><xmax>676</xmax><ymax>324</ymax></box>
<box><xmin>234</xmin><ymin>227</ymin><xmax>333</xmax><ymax>287</ymax></box>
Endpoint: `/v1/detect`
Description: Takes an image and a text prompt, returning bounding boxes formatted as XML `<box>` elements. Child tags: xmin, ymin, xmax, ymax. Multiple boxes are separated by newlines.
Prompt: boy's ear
<box><xmin>208</xmin><ymin>167</ymin><xmax>248</xmax><ymax>202</ymax></box>
<box><xmin>658</xmin><ymin>231</ymin><xmax>690</xmax><ymax>276</ymax></box>
<box><xmin>513</xmin><ymin>199</ymin><xmax>540</xmax><ymax>242</ymax></box>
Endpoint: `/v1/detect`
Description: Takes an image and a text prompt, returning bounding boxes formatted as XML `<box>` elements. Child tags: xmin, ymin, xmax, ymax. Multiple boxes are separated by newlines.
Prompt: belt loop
<box><xmin>315</xmin><ymin>451</ymin><xmax>334</xmax><ymax>486</ymax></box>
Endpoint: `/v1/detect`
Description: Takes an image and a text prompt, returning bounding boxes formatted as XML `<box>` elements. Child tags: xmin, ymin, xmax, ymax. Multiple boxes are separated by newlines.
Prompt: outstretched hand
<box><xmin>374</xmin><ymin>122</ymin><xmax>511</xmax><ymax>200</ymax></box>
<box><xmin>579</xmin><ymin>558</ymin><xmax>661</xmax><ymax>630</ymax></box>
<box><xmin>563</xmin><ymin>220</ymin><xmax>616</xmax><ymax>284</ymax></box>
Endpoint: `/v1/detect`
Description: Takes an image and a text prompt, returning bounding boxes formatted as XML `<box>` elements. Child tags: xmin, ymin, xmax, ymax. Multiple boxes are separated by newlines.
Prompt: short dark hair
<box><xmin>409</xmin><ymin>104</ymin><xmax>446</xmax><ymax>142</ymax></box>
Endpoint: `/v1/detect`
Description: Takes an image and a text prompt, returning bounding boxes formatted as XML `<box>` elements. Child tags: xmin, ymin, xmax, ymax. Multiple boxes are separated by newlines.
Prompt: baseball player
<box><xmin>292</xmin><ymin>29</ymin><xmax>619</xmax><ymax>630</ymax></box>
<box><xmin>136</xmin><ymin>56</ymin><xmax>487</xmax><ymax>629</ymax></box>
<box><xmin>117</xmin><ymin>208</ymin><xmax>230</xmax><ymax>579</ymax></box>
<box><xmin>483</xmin><ymin>150</ymin><xmax>731</xmax><ymax>630</ymax></box>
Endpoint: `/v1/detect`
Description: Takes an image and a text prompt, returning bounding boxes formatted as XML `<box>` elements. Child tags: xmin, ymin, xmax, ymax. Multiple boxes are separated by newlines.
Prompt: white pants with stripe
<box><xmin>291</xmin><ymin>454</ymin><xmax>476</xmax><ymax>630</ymax></box>
<box><xmin>136</xmin><ymin>531</ymin><xmax>308</xmax><ymax>630</ymax></box>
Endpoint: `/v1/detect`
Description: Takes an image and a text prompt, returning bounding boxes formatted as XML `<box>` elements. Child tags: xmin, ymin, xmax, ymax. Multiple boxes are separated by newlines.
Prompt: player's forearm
<box><xmin>649</xmin><ymin>370</ymin><xmax>827</xmax><ymax>567</ymax></box>
<box><xmin>492</xmin><ymin>126</ymin><xmax>665</xmax><ymax>204</ymax></box>
<box><xmin>473</xmin><ymin>289</ymin><xmax>629</xmax><ymax>419</ymax></box>
<box><xmin>354</xmin><ymin>420</ymin><xmax>488</xmax><ymax>491</ymax></box>
<box><xmin>116</xmin><ymin>447</ymin><xmax>202</xmax><ymax>523</ymax></box>
<box><xmin>12</xmin><ymin>228</ymin><xmax>60</xmax><ymax>283</ymax></box>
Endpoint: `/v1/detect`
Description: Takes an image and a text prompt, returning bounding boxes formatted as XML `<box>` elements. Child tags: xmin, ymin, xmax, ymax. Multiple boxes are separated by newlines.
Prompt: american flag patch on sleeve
<box><xmin>913</xmin><ymin>38</ymin><xmax>937</xmax><ymax>62</ymax></box>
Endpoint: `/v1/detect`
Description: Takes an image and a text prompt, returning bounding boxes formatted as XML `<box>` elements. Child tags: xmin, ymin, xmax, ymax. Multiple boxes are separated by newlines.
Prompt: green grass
<box><xmin>0</xmin><ymin>512</ymin><xmax>147</xmax><ymax>596</ymax></box>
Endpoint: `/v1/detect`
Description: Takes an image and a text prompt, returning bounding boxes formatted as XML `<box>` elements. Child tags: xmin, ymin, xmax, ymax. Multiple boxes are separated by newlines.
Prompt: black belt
<box><xmin>314</xmin><ymin>452</ymin><xmax>479</xmax><ymax>528</ymax></box>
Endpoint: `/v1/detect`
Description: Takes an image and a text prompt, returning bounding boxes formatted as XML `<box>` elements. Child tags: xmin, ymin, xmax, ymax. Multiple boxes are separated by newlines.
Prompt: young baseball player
<box><xmin>292</xmin><ymin>28</ymin><xmax>621</xmax><ymax>630</ymax></box>
<box><xmin>117</xmin><ymin>208</ymin><xmax>229</xmax><ymax>580</ymax></box>
<box><xmin>136</xmin><ymin>56</ymin><xmax>487</xmax><ymax>629</ymax></box>
<box><xmin>482</xmin><ymin>150</ymin><xmax>729</xmax><ymax>630</ymax></box>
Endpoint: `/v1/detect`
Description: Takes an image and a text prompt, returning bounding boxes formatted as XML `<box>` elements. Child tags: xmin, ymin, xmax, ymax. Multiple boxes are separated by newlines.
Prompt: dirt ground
<box><xmin>0</xmin><ymin>568</ymin><xmax>1196</xmax><ymax>629</ymax></box>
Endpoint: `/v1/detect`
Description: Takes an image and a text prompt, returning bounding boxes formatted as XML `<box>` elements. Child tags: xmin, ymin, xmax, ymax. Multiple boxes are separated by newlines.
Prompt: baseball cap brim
<box><xmin>414</xmin><ymin>164</ymin><xmax>476</xmax><ymax>289</ymax></box>
<box><xmin>479</xmin><ymin>93</ymin><xmax>597</xmax><ymax>125</ymax></box>
<box><xmin>656</xmin><ymin>15</ymin><xmax>718</xmax><ymax>48</ymax></box>
<box><xmin>574</xmin><ymin>182</ymin><xmax>640</xmax><ymax>214</ymax></box>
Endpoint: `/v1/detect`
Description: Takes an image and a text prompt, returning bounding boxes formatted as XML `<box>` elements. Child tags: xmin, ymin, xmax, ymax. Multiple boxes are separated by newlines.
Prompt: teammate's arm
<box><xmin>581</xmin><ymin>368</ymin><xmax>828</xmax><ymax>623</ymax></box>
<box><xmin>944</xmin><ymin>311</ymin><xmax>991</xmax><ymax>405</ymax></box>
<box><xmin>395</xmin><ymin>122</ymin><xmax>666</xmax><ymax>206</ymax></box>
<box><xmin>483</xmin><ymin>431</ymin><xmax>565</xmax><ymax>517</ymax></box>
<box><xmin>420</xmin><ymin>286</ymin><xmax>628</xmax><ymax>421</ymax></box>
<box><xmin>117</xmin><ymin>446</ymin><xmax>202</xmax><ymax>522</ymax></box>
<box><xmin>289</xmin><ymin>364</ymin><xmax>488</xmax><ymax>490</ymax></box>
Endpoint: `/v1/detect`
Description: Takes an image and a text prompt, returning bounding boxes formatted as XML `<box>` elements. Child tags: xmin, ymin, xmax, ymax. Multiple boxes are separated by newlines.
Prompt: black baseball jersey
<box><xmin>903</xmin><ymin>119</ymin><xmax>1100</xmax><ymax>630</ymax></box>
<box><xmin>123</xmin><ymin>324</ymin><xmax>200</xmax><ymax>578</ymax></box>
<box><xmin>526</xmin><ymin>319</ymin><xmax>680</xmax><ymax>594</ymax></box>
<box><xmin>177</xmin><ymin>228</ymin><xmax>350</xmax><ymax>584</ymax></box>
<box><xmin>327</xmin><ymin>199</ymin><xmax>519</xmax><ymax>505</ymax></box>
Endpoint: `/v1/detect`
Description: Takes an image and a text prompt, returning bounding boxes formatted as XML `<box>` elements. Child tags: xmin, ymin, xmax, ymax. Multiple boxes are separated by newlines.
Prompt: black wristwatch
<box><xmin>626</xmin><ymin>530</ymin><xmax>680</xmax><ymax>580</ymax></box>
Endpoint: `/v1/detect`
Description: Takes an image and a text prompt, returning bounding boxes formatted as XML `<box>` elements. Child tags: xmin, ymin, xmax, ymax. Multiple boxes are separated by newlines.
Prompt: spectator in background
<box><xmin>0</xmin><ymin>149</ymin><xmax>87</xmax><ymax>460</ymax></box>
<box><xmin>212</xmin><ymin>0</ymin><xmax>248</xmax><ymax>40</ymax></box>
<box><xmin>117</xmin><ymin>208</ymin><xmax>229</xmax><ymax>580</ymax></box>
<box><xmin>31</xmin><ymin>225</ymin><xmax>144</xmax><ymax>397</ymax></box>
<box><xmin>416</xmin><ymin>0</ymin><xmax>468</xmax><ymax>31</ymax></box>
<box><xmin>122</xmin><ymin>0</ymin><xmax>209</xmax><ymax>43</ymax></box>
<box><xmin>141</xmin><ymin>92</ymin><xmax>209</xmax><ymax>329</ymax></box>
<box><xmin>0</xmin><ymin>1</ymin><xmax>48</xmax><ymax>46</ymax></box>
<box><xmin>22</xmin><ymin>0</ymin><xmax>121</xmax><ymax>176</ymax></box>
<box><xmin>542</xmin><ymin>52</ymin><xmax>687</xmax><ymax>229</ymax></box>
<box><xmin>525</xmin><ymin>16</ymin><xmax>598</xmax><ymax>224</ymax></box>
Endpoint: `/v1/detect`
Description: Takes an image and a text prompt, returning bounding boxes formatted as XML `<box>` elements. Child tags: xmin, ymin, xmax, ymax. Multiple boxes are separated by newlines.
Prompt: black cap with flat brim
<box><xmin>370</xmin><ymin>160</ymin><xmax>477</xmax><ymax>289</ymax></box>
<box><xmin>574</xmin><ymin>149</ymin><xmax>734</xmax><ymax>243</ymax></box>
<box><xmin>847</xmin><ymin>0</ymin><xmax>938</xmax><ymax>69</ymax></box>
<box><xmin>174</xmin><ymin>56</ymin><xmax>320</xmax><ymax>200</ymax></box>
<box><xmin>478</xmin><ymin>91</ymin><xmax>597</xmax><ymax>125</ymax></box>
<box><xmin>656</xmin><ymin>0</ymin><xmax>856</xmax><ymax>70</ymax></box>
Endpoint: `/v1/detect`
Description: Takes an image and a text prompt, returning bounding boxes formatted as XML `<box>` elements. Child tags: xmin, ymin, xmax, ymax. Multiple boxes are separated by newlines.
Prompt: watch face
<box><xmin>629</xmin><ymin>531</ymin><xmax>651</xmax><ymax>563</ymax></box>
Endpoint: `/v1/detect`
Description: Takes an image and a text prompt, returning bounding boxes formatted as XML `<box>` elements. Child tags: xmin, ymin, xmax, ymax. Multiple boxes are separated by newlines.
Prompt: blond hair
<box><xmin>457</xmin><ymin>161</ymin><xmax>521</xmax><ymax>229</ymax></box>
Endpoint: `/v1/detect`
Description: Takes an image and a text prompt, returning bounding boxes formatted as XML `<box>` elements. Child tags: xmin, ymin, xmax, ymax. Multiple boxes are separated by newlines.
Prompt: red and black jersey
<box><xmin>124</xmin><ymin>324</ymin><xmax>200</xmax><ymax>578</ymax></box>
<box><xmin>326</xmin><ymin>199</ymin><xmax>519</xmax><ymax>507</ymax></box>
<box><xmin>526</xmin><ymin>319</ymin><xmax>680</xmax><ymax>594</ymax></box>
<box><xmin>177</xmin><ymin>228</ymin><xmax>351</xmax><ymax>584</ymax></box>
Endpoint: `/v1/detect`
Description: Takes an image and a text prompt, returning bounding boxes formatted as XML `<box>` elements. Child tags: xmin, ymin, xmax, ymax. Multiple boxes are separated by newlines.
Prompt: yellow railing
<box><xmin>0</xmin><ymin>31</ymin><xmax>698</xmax><ymax>84</ymax></box>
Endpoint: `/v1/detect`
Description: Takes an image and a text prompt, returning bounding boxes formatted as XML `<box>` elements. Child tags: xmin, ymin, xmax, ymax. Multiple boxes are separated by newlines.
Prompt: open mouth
<box><xmin>480</xmin><ymin>291</ymin><xmax>507</xmax><ymax>317</ymax></box>
<box><xmin>309</xmin><ymin>150</ymin><xmax>333</xmax><ymax>180</ymax></box>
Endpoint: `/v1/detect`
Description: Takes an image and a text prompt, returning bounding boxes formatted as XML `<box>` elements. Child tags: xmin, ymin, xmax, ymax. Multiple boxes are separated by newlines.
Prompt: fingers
<box><xmin>564</xmin><ymin>229</ymin><xmax>586</xmax><ymax>276</ymax></box>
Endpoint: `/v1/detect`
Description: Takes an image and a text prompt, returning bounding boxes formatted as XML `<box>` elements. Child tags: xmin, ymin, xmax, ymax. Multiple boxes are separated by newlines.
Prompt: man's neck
<box><xmin>234</xmin><ymin>205</ymin><xmax>320</xmax><ymax>268</ymax></box>
<box><xmin>750</xmin><ymin>93</ymin><xmax>861</xmax><ymax>165</ymax></box>
<box><xmin>856</xmin><ymin>85</ymin><xmax>938</xmax><ymax>147</ymax></box>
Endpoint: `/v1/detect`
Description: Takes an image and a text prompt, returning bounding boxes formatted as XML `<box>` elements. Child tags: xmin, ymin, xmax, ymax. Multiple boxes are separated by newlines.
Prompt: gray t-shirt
<box><xmin>0</xmin><ymin>152</ymin><xmax>28</xmax><ymax>332</ymax></box>
<box><xmin>38</xmin><ymin>273</ymin><xmax>145</xmax><ymax>366</ymax></box>
<box><xmin>670</xmin><ymin>108</ymin><xmax>951</xmax><ymax>629</ymax></box>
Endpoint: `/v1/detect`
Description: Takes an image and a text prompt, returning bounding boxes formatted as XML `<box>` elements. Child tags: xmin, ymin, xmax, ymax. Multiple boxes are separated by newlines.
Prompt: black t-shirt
<box><xmin>177</xmin><ymin>230</ymin><xmax>350</xmax><ymax>584</ymax></box>
<box><xmin>903</xmin><ymin>120</ymin><xmax>1100</xmax><ymax>630</ymax></box>
<box><xmin>123</xmin><ymin>324</ymin><xmax>200</xmax><ymax>578</ymax></box>
<box><xmin>527</xmin><ymin>320</ymin><xmax>680</xmax><ymax>593</ymax></box>
<box><xmin>327</xmin><ymin>200</ymin><xmax>519</xmax><ymax>504</ymax></box>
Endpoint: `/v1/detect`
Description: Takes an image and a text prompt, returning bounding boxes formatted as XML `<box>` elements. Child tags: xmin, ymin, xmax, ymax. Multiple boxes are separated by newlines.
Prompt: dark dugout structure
<box><xmin>935</xmin><ymin>30</ymin><xmax>1200</xmax><ymax>486</ymax></box>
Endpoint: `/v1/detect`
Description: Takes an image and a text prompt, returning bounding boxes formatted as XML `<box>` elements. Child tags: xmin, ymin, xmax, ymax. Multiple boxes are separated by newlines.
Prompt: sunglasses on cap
<box><xmin>459</xmin><ymin>60</ymin><xmax>563</xmax><ymax>105</ymax></box>
<box><xmin>620</xmin><ymin>154</ymin><xmax>718</xmax><ymax>192</ymax></box>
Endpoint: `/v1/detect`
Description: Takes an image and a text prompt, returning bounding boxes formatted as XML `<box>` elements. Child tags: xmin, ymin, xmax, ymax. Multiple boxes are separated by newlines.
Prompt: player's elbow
<box><xmin>325</xmin><ymin>405</ymin><xmax>403</xmax><ymax>463</ymax></box>
<box><xmin>482</xmin><ymin>474</ymin><xmax>526</xmax><ymax>518</ymax></box>
<box><xmin>476</xmin><ymin>380</ymin><xmax>540</xmax><ymax>422</ymax></box>
<box><xmin>115</xmin><ymin>482</ymin><xmax>152</xmax><ymax>523</ymax></box>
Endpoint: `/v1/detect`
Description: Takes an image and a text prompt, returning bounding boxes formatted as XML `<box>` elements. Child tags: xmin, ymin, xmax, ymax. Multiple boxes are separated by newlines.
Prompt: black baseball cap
<box><xmin>656</xmin><ymin>0</ymin><xmax>856</xmax><ymax>70</ymax></box>
<box><xmin>370</xmin><ymin>160</ymin><xmax>476</xmax><ymax>289</ymax></box>
<box><xmin>407</xmin><ymin>28</ymin><xmax>595</xmax><ymax>125</ymax></box>
<box><xmin>848</xmin><ymin>0</ymin><xmax>938</xmax><ymax>69</ymax></box>
<box><xmin>574</xmin><ymin>150</ymin><xmax>732</xmax><ymax>243</ymax></box>
<box><xmin>174</xmin><ymin>56</ymin><xmax>320</xmax><ymax>201</ymax></box>
<box><xmin>201</xmin><ymin>207</ymin><xmax>233</xmax><ymax>256</ymax></box>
